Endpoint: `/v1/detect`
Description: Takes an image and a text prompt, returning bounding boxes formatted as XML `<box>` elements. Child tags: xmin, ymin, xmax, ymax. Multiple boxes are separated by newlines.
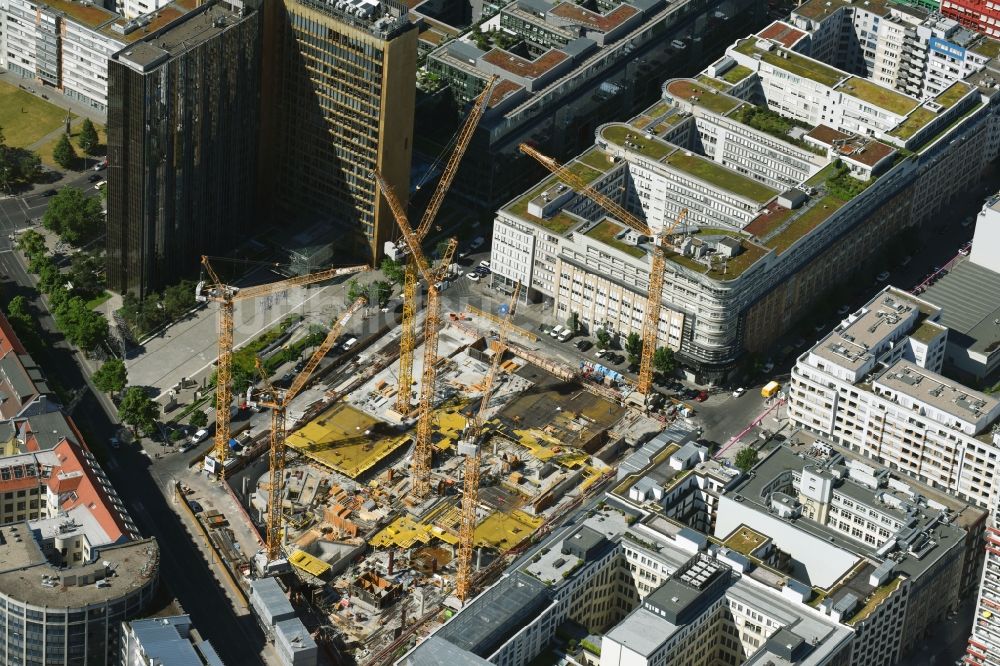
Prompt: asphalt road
<box><xmin>0</xmin><ymin>251</ymin><xmax>268</xmax><ymax>665</ymax></box>
<box><xmin>0</xmin><ymin>168</ymin><xmax>101</xmax><ymax>250</ymax></box>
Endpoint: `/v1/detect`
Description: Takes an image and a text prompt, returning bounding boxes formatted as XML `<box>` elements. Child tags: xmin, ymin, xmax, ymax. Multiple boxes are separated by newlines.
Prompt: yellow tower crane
<box><xmin>455</xmin><ymin>281</ymin><xmax>521</xmax><ymax>601</ymax></box>
<box><xmin>376</xmin><ymin>172</ymin><xmax>458</xmax><ymax>500</ymax></box>
<box><xmin>195</xmin><ymin>257</ymin><xmax>367</xmax><ymax>478</ymax></box>
<box><xmin>254</xmin><ymin>296</ymin><xmax>367</xmax><ymax>561</ymax></box>
<box><xmin>395</xmin><ymin>76</ymin><xmax>498</xmax><ymax>414</ymax></box>
<box><xmin>518</xmin><ymin>143</ymin><xmax>688</xmax><ymax>397</ymax></box>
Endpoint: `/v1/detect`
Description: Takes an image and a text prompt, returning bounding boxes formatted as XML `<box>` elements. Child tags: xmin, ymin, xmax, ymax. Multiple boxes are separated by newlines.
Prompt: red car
<box><xmin>695</xmin><ymin>391</ymin><xmax>708</xmax><ymax>402</ymax></box>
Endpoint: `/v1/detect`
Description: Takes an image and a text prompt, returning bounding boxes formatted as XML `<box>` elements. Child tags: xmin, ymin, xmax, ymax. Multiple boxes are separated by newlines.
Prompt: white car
<box><xmin>480</xmin><ymin>260</ymin><xmax>491</xmax><ymax>269</ymax></box>
<box><xmin>466</xmin><ymin>272</ymin><xmax>480</xmax><ymax>282</ymax></box>
<box><xmin>93</xmin><ymin>181</ymin><xmax>106</xmax><ymax>191</ymax></box>
<box><xmin>732</xmin><ymin>387</ymin><xmax>746</xmax><ymax>398</ymax></box>
<box><xmin>190</xmin><ymin>428</ymin><xmax>209</xmax><ymax>445</ymax></box>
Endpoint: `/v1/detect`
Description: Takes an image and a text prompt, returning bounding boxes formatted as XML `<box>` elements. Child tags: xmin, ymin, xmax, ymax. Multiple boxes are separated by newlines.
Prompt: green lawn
<box><xmin>506</xmin><ymin>178</ymin><xmax>581</xmax><ymax>233</ymax></box>
<box><xmin>971</xmin><ymin>38</ymin><xmax>1000</xmax><ymax>59</ymax></box>
<box><xmin>576</xmin><ymin>148</ymin><xmax>616</xmax><ymax>173</ymax></box>
<box><xmin>0</xmin><ymin>81</ymin><xmax>73</xmax><ymax>147</ymax></box>
<box><xmin>697</xmin><ymin>74</ymin><xmax>730</xmax><ymax>91</ymax></box>
<box><xmin>601</xmin><ymin>124</ymin><xmax>673</xmax><ymax>160</ymax></box>
<box><xmin>734</xmin><ymin>39</ymin><xmax>844</xmax><ymax>87</ymax></box>
<box><xmin>666</xmin><ymin>152</ymin><xmax>777</xmax><ymax>203</ymax></box>
<box><xmin>766</xmin><ymin>194</ymin><xmax>843</xmax><ymax>253</ymax></box>
<box><xmin>564</xmin><ymin>160</ymin><xmax>602</xmax><ymax>184</ymax></box>
<box><xmin>838</xmin><ymin>77</ymin><xmax>916</xmax><ymax>116</ymax></box>
<box><xmin>586</xmin><ymin>220</ymin><xmax>645</xmax><ymax>258</ymax></box>
<box><xmin>85</xmin><ymin>291</ymin><xmax>112</xmax><ymax>310</ymax></box>
<box><xmin>38</xmin><ymin>120</ymin><xmax>106</xmax><ymax>168</ymax></box>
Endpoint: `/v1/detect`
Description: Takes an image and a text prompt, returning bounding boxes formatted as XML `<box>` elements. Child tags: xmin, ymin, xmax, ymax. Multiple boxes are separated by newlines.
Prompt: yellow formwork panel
<box><xmin>432</xmin><ymin>409</ymin><xmax>468</xmax><ymax>452</ymax></box>
<box><xmin>289</xmin><ymin>549</ymin><xmax>332</xmax><ymax>578</ymax></box>
<box><xmin>474</xmin><ymin>510</ymin><xmax>543</xmax><ymax>551</ymax></box>
<box><xmin>285</xmin><ymin>403</ymin><xmax>410</xmax><ymax>479</ymax></box>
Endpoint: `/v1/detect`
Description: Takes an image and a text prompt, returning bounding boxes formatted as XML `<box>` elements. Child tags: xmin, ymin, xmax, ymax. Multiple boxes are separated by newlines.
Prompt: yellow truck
<box><xmin>761</xmin><ymin>381</ymin><xmax>781</xmax><ymax>399</ymax></box>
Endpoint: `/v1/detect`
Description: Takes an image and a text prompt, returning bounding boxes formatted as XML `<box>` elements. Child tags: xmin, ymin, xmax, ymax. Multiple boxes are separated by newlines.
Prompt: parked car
<box><xmin>93</xmin><ymin>181</ymin><xmax>106</xmax><ymax>191</ymax></box>
<box><xmin>466</xmin><ymin>272</ymin><xmax>480</xmax><ymax>282</ymax></box>
<box><xmin>109</xmin><ymin>436</ymin><xmax>120</xmax><ymax>449</ymax></box>
<box><xmin>876</xmin><ymin>270</ymin><xmax>890</xmax><ymax>282</ymax></box>
<box><xmin>94</xmin><ymin>159</ymin><xmax>108</xmax><ymax>171</ymax></box>
<box><xmin>557</xmin><ymin>328</ymin><xmax>573</xmax><ymax>342</ymax></box>
<box><xmin>88</xmin><ymin>173</ymin><xmax>103</xmax><ymax>183</ymax></box>
<box><xmin>549</xmin><ymin>325</ymin><xmax>565</xmax><ymax>339</ymax></box>
<box><xmin>480</xmin><ymin>260</ymin><xmax>491</xmax><ymax>269</ymax></box>
<box><xmin>695</xmin><ymin>391</ymin><xmax>709</xmax><ymax>402</ymax></box>
<box><xmin>470</xmin><ymin>236</ymin><xmax>485</xmax><ymax>249</ymax></box>
<box><xmin>761</xmin><ymin>361</ymin><xmax>774</xmax><ymax>374</ymax></box>
<box><xmin>732</xmin><ymin>387</ymin><xmax>746</xmax><ymax>398</ymax></box>
<box><xmin>190</xmin><ymin>428</ymin><xmax>209</xmax><ymax>445</ymax></box>
<box><xmin>836</xmin><ymin>304</ymin><xmax>851</xmax><ymax>316</ymax></box>
<box><xmin>576</xmin><ymin>340</ymin><xmax>593</xmax><ymax>352</ymax></box>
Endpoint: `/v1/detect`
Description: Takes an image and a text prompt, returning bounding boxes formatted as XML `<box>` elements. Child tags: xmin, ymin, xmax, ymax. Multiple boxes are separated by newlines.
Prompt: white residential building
<box><xmin>788</xmin><ymin>285</ymin><xmax>1000</xmax><ymax>509</ymax></box>
<box><xmin>121</xmin><ymin>615</ymin><xmax>225</xmax><ymax>666</ymax></box>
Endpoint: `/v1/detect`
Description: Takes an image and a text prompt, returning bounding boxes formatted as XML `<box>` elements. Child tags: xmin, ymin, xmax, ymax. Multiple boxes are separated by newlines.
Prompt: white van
<box><xmin>342</xmin><ymin>336</ymin><xmax>358</xmax><ymax>351</ymax></box>
<box><xmin>549</xmin><ymin>325</ymin><xmax>564</xmax><ymax>339</ymax></box>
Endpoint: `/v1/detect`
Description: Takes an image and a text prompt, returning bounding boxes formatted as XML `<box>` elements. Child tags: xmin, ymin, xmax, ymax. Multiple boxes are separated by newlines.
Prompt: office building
<box><xmin>418</xmin><ymin>0</ymin><xmax>765</xmax><ymax>213</ymax></box>
<box><xmin>489</xmin><ymin>18</ymin><xmax>1000</xmax><ymax>381</ymax></box>
<box><xmin>265</xmin><ymin>0</ymin><xmax>416</xmax><ymax>263</ymax></box>
<box><xmin>250</xmin><ymin>577</ymin><xmax>317</xmax><ymax>666</ymax></box>
<box><xmin>942</xmin><ymin>0</ymin><xmax>1000</xmax><ymax>38</ymax></box>
<box><xmin>106</xmin><ymin>1</ymin><xmax>261</xmax><ymax>298</ymax></box>
<box><xmin>967</xmin><ymin>510</ymin><xmax>1000</xmax><ymax>666</ymax></box>
<box><xmin>121</xmin><ymin>615</ymin><xmax>225</xmax><ymax>666</ymax></box>
<box><xmin>788</xmin><ymin>285</ymin><xmax>1000</xmax><ymax>510</ymax></box>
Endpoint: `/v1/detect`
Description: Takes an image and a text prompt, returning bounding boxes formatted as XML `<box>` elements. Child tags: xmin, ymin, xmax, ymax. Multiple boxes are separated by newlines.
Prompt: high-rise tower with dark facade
<box><xmin>263</xmin><ymin>0</ymin><xmax>417</xmax><ymax>262</ymax></box>
<box><xmin>106</xmin><ymin>1</ymin><xmax>261</xmax><ymax>298</ymax></box>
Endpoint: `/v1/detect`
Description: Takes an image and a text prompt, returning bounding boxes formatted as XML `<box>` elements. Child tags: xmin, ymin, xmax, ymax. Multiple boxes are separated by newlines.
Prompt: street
<box><xmin>0</xmin><ymin>248</ymin><xmax>269</xmax><ymax>665</ymax></box>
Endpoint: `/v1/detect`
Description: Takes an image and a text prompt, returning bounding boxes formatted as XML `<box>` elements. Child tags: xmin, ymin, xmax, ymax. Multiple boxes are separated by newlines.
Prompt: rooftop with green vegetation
<box><xmin>733</xmin><ymin>39</ymin><xmax>844</xmax><ymax>87</ymax></box>
<box><xmin>730</xmin><ymin>104</ymin><xmax>823</xmax><ymax>154</ymax></box>
<box><xmin>506</xmin><ymin>178</ymin><xmax>583</xmax><ymax>233</ymax></box>
<box><xmin>837</xmin><ymin>77</ymin><xmax>917</xmax><ymax>116</ymax></box>
<box><xmin>911</xmin><ymin>321</ymin><xmax>944</xmax><ymax>344</ymax></box>
<box><xmin>600</xmin><ymin>123</ymin><xmax>673</xmax><ymax>160</ymax></box>
<box><xmin>971</xmin><ymin>38</ymin><xmax>1000</xmax><ymax>59</ymax></box>
<box><xmin>697</xmin><ymin>75</ymin><xmax>730</xmax><ymax>91</ymax></box>
<box><xmin>667</xmin><ymin>234</ymin><xmax>770</xmax><ymax>280</ymax></box>
<box><xmin>665</xmin><ymin>151</ymin><xmax>778</xmax><ymax>203</ymax></box>
<box><xmin>664</xmin><ymin>79</ymin><xmax>742</xmax><ymax>115</ymax></box>
<box><xmin>564</xmin><ymin>159</ymin><xmax>603</xmax><ymax>184</ymax></box>
<box><xmin>936</xmin><ymin>82</ymin><xmax>972</xmax><ymax>109</ymax></box>
<box><xmin>644</xmin><ymin>101</ymin><xmax>672</xmax><ymax>118</ymax></box>
<box><xmin>847</xmin><ymin>576</ymin><xmax>903</xmax><ymax>626</ymax></box>
<box><xmin>763</xmin><ymin>194</ymin><xmax>843</xmax><ymax>253</ymax></box>
<box><xmin>576</xmin><ymin>148</ymin><xmax>617</xmax><ymax>174</ymax></box>
<box><xmin>42</xmin><ymin>0</ymin><xmax>117</xmax><ymax>28</ymax></box>
<box><xmin>916</xmin><ymin>101</ymin><xmax>984</xmax><ymax>152</ymax></box>
<box><xmin>890</xmin><ymin>107</ymin><xmax>937</xmax><ymax>140</ymax></box>
<box><xmin>723</xmin><ymin>527</ymin><xmax>768</xmax><ymax>555</ymax></box>
<box><xmin>585</xmin><ymin>220</ymin><xmax>646</xmax><ymax>258</ymax></box>
<box><xmin>721</xmin><ymin>64</ymin><xmax>753</xmax><ymax>84</ymax></box>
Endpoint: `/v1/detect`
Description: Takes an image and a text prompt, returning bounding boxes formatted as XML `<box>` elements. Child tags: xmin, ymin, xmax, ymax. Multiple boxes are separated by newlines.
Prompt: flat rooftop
<box><xmin>733</xmin><ymin>38</ymin><xmax>845</xmax><ymax>87</ymax></box>
<box><xmin>115</xmin><ymin>4</ymin><xmax>244</xmax><ymax>71</ymax></box>
<box><xmin>549</xmin><ymin>1</ymin><xmax>638</xmax><ymax>31</ymax></box>
<box><xmin>793</xmin><ymin>0</ymin><xmax>892</xmax><ymax>20</ymax></box>
<box><xmin>921</xmin><ymin>260</ymin><xmax>1000</xmax><ymax>360</ymax></box>
<box><xmin>0</xmin><ymin>525</ymin><xmax>157</xmax><ymax>607</ymax></box>
<box><xmin>39</xmin><ymin>0</ymin><xmax>118</xmax><ymax>30</ymax></box>
<box><xmin>757</xmin><ymin>21</ymin><xmax>806</xmax><ymax>49</ymax></box>
<box><xmin>811</xmin><ymin>288</ymin><xmax>924</xmax><ymax>373</ymax></box>
<box><xmin>874</xmin><ymin>359</ymin><xmax>999</xmax><ymax>426</ymax></box>
<box><xmin>481</xmin><ymin>48</ymin><xmax>568</xmax><ymax>79</ymax></box>
<box><xmin>837</xmin><ymin>77</ymin><xmax>917</xmax><ymax>116</ymax></box>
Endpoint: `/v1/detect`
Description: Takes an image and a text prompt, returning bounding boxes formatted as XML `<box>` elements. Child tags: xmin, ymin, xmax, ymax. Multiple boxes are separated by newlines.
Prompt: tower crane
<box><xmin>195</xmin><ymin>257</ymin><xmax>367</xmax><ymax>478</ymax></box>
<box><xmin>376</xmin><ymin>172</ymin><xmax>458</xmax><ymax>500</ymax></box>
<box><xmin>455</xmin><ymin>281</ymin><xmax>521</xmax><ymax>601</ymax></box>
<box><xmin>394</xmin><ymin>76</ymin><xmax>497</xmax><ymax>414</ymax></box>
<box><xmin>518</xmin><ymin>143</ymin><xmax>688</xmax><ymax>397</ymax></box>
<box><xmin>254</xmin><ymin>296</ymin><xmax>367</xmax><ymax>561</ymax></box>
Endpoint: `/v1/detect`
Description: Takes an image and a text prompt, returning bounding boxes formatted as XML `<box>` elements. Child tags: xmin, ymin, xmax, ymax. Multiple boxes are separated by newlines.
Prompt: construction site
<box><xmin>180</xmin><ymin>79</ymin><xmax>674</xmax><ymax>665</ymax></box>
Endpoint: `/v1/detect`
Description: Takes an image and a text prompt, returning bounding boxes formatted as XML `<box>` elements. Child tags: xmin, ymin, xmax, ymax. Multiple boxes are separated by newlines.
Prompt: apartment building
<box><xmin>107</xmin><ymin>2</ymin><xmax>261</xmax><ymax>297</ymax></box>
<box><xmin>783</xmin><ymin>0</ymin><xmax>999</xmax><ymax>100</ymax></box>
<box><xmin>489</xmin><ymin>17</ymin><xmax>1000</xmax><ymax>381</ymax></box>
<box><xmin>968</xmin><ymin>513</ymin><xmax>1000</xmax><ymax>666</ymax></box>
<box><xmin>788</xmin><ymin>285</ymin><xmax>1000</xmax><ymax>511</ymax></box>
<box><xmin>121</xmin><ymin>616</ymin><xmax>225</xmax><ymax>666</ymax></box>
<box><xmin>420</xmin><ymin>0</ymin><xmax>765</xmax><ymax>213</ymax></box>
<box><xmin>265</xmin><ymin>0</ymin><xmax>416</xmax><ymax>264</ymax></box>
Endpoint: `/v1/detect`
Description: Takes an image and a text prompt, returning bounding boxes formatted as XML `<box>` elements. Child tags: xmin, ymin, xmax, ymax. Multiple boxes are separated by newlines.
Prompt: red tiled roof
<box><xmin>758</xmin><ymin>21</ymin><xmax>807</xmax><ymax>49</ymax></box>
<box><xmin>50</xmin><ymin>440</ymin><xmax>126</xmax><ymax>542</ymax></box>
<box><xmin>805</xmin><ymin>124</ymin><xmax>851</xmax><ymax>145</ymax></box>
<box><xmin>482</xmin><ymin>48</ymin><xmax>568</xmax><ymax>79</ymax></box>
<box><xmin>550</xmin><ymin>1</ymin><xmax>638</xmax><ymax>31</ymax></box>
<box><xmin>488</xmin><ymin>79</ymin><xmax>525</xmax><ymax>107</ymax></box>
<box><xmin>0</xmin><ymin>314</ymin><xmax>26</xmax><ymax>356</ymax></box>
<box><xmin>0</xmin><ymin>475</ymin><xmax>44</xmax><ymax>493</ymax></box>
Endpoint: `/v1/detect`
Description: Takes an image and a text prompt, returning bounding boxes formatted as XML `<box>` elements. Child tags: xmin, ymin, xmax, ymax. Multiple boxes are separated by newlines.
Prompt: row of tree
<box><xmin>17</xmin><ymin>229</ymin><xmax>109</xmax><ymax>352</ymax></box>
<box><xmin>118</xmin><ymin>280</ymin><xmax>198</xmax><ymax>337</ymax></box>
<box><xmin>0</xmin><ymin>127</ymin><xmax>41</xmax><ymax>193</ymax></box>
<box><xmin>591</xmin><ymin>323</ymin><xmax>676</xmax><ymax>377</ymax></box>
<box><xmin>52</xmin><ymin>119</ymin><xmax>100</xmax><ymax>170</ymax></box>
<box><xmin>42</xmin><ymin>187</ymin><xmax>105</xmax><ymax>246</ymax></box>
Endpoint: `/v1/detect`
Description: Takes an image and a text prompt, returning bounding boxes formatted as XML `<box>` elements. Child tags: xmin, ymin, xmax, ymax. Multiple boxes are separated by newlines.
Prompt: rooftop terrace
<box><xmin>664</xmin><ymin>151</ymin><xmax>778</xmax><ymax>203</ymax></box>
<box><xmin>664</xmin><ymin>79</ymin><xmax>742</xmax><ymax>115</ymax></box>
<box><xmin>837</xmin><ymin>77</ymin><xmax>917</xmax><ymax>116</ymax></box>
<box><xmin>733</xmin><ymin>38</ymin><xmax>844</xmax><ymax>87</ymax></box>
<box><xmin>41</xmin><ymin>0</ymin><xmax>118</xmax><ymax>30</ymax></box>
<box><xmin>585</xmin><ymin>220</ymin><xmax>646</xmax><ymax>258</ymax></box>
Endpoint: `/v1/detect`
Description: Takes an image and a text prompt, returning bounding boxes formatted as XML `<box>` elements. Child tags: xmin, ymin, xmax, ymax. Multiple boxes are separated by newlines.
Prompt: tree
<box><xmin>189</xmin><ymin>410</ymin><xmax>208</xmax><ymax>429</ymax></box>
<box><xmin>68</xmin><ymin>253</ymin><xmax>104</xmax><ymax>299</ymax></box>
<box><xmin>734</xmin><ymin>446</ymin><xmax>760</xmax><ymax>473</ymax></box>
<box><xmin>162</xmin><ymin>280</ymin><xmax>196</xmax><ymax>319</ymax></box>
<box><xmin>653</xmin><ymin>347</ymin><xmax>676</xmax><ymax>377</ymax></box>
<box><xmin>625</xmin><ymin>332</ymin><xmax>642</xmax><ymax>366</ymax></box>
<box><xmin>37</xmin><ymin>261</ymin><xmax>64</xmax><ymax>294</ymax></box>
<box><xmin>43</xmin><ymin>188</ymin><xmax>104</xmax><ymax>245</ymax></box>
<box><xmin>596</xmin><ymin>328</ymin><xmax>611</xmax><ymax>348</ymax></box>
<box><xmin>78</xmin><ymin>118</ymin><xmax>99</xmax><ymax>154</ymax></box>
<box><xmin>368</xmin><ymin>280</ymin><xmax>392</xmax><ymax>308</ymax></box>
<box><xmin>567</xmin><ymin>311</ymin><xmax>580</xmax><ymax>336</ymax></box>
<box><xmin>380</xmin><ymin>257</ymin><xmax>405</xmax><ymax>286</ymax></box>
<box><xmin>6</xmin><ymin>295</ymin><xmax>42</xmax><ymax>351</ymax></box>
<box><xmin>118</xmin><ymin>386</ymin><xmax>160</xmax><ymax>436</ymax></box>
<box><xmin>16</xmin><ymin>229</ymin><xmax>45</xmax><ymax>257</ymax></box>
<box><xmin>54</xmin><ymin>297</ymin><xmax>109</xmax><ymax>351</ymax></box>
<box><xmin>346</xmin><ymin>278</ymin><xmax>366</xmax><ymax>305</ymax></box>
<box><xmin>53</xmin><ymin>133</ymin><xmax>77</xmax><ymax>170</ymax></box>
<box><xmin>93</xmin><ymin>359</ymin><xmax>127</xmax><ymax>396</ymax></box>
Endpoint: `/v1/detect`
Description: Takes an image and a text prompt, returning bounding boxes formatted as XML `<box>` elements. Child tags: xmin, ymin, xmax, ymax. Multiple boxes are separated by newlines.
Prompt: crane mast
<box><xmin>517</xmin><ymin>144</ymin><xmax>688</xmax><ymax>399</ymax></box>
<box><xmin>456</xmin><ymin>282</ymin><xmax>521</xmax><ymax>601</ymax></box>
<box><xmin>395</xmin><ymin>78</ymin><xmax>497</xmax><ymax>415</ymax></box>
<box><xmin>196</xmin><ymin>256</ymin><xmax>366</xmax><ymax>478</ymax></box>
<box><xmin>257</xmin><ymin>297</ymin><xmax>367</xmax><ymax>560</ymax></box>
